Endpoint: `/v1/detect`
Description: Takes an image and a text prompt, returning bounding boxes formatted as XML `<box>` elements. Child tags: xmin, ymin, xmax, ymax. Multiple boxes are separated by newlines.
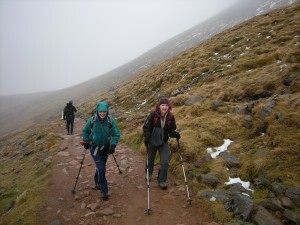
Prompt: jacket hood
<box><xmin>96</xmin><ymin>102</ymin><xmax>109</xmax><ymax>113</ymax></box>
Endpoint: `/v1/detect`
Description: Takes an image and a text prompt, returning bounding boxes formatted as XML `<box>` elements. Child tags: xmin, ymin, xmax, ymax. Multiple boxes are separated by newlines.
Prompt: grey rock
<box><xmin>200</xmin><ymin>189</ymin><xmax>230</xmax><ymax>203</ymax></box>
<box><xmin>234</xmin><ymin>102</ymin><xmax>255</xmax><ymax>115</ymax></box>
<box><xmin>194</xmin><ymin>153</ymin><xmax>213</xmax><ymax>168</ymax></box>
<box><xmin>219</xmin><ymin>152</ymin><xmax>240</xmax><ymax>168</ymax></box>
<box><xmin>283</xmin><ymin>209</ymin><xmax>300</xmax><ymax>224</ymax></box>
<box><xmin>279</xmin><ymin>196</ymin><xmax>295</xmax><ymax>209</ymax></box>
<box><xmin>252</xmin><ymin>206</ymin><xmax>283</xmax><ymax>225</ymax></box>
<box><xmin>232</xmin><ymin>192</ymin><xmax>254</xmax><ymax>220</ymax></box>
<box><xmin>211</xmin><ymin>100</ymin><xmax>223</xmax><ymax>110</ymax></box>
<box><xmin>171</xmin><ymin>89</ymin><xmax>181</xmax><ymax>96</ymax></box>
<box><xmin>286</xmin><ymin>186</ymin><xmax>300</xmax><ymax>207</ymax></box>
<box><xmin>97</xmin><ymin>207</ymin><xmax>114</xmax><ymax>216</ymax></box>
<box><xmin>184</xmin><ymin>96</ymin><xmax>205</xmax><ymax>106</ymax></box>
<box><xmin>243</xmin><ymin>114</ymin><xmax>253</xmax><ymax>129</ymax></box>
<box><xmin>282</xmin><ymin>74</ymin><xmax>297</xmax><ymax>86</ymax></box>
<box><xmin>86</xmin><ymin>202</ymin><xmax>99</xmax><ymax>211</ymax></box>
<box><xmin>227</xmin><ymin>184</ymin><xmax>251</xmax><ymax>194</ymax></box>
<box><xmin>260</xmin><ymin>198</ymin><xmax>284</xmax><ymax>211</ymax></box>
<box><xmin>260</xmin><ymin>100</ymin><xmax>275</xmax><ymax>118</ymax></box>
<box><xmin>272</xmin><ymin>182</ymin><xmax>288</xmax><ymax>195</ymax></box>
<box><xmin>253</xmin><ymin>173</ymin><xmax>271</xmax><ymax>188</ymax></box>
<box><xmin>200</xmin><ymin>174</ymin><xmax>220</xmax><ymax>188</ymax></box>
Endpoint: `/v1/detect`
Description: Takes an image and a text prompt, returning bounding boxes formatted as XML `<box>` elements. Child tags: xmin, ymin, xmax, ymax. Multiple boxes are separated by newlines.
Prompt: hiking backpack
<box><xmin>64</xmin><ymin>106</ymin><xmax>74</xmax><ymax>120</ymax></box>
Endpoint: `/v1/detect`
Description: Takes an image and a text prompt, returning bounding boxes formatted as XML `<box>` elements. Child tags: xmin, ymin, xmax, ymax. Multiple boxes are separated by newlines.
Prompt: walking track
<box><xmin>39</xmin><ymin>118</ymin><xmax>212</xmax><ymax>225</ymax></box>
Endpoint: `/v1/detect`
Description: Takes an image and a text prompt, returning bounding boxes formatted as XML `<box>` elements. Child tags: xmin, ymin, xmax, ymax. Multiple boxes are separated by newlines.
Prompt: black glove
<box><xmin>81</xmin><ymin>141</ymin><xmax>90</xmax><ymax>149</ymax></box>
<box><xmin>144</xmin><ymin>140</ymin><xmax>149</xmax><ymax>147</ymax></box>
<box><xmin>169</xmin><ymin>131</ymin><xmax>181</xmax><ymax>140</ymax></box>
<box><xmin>109</xmin><ymin>144</ymin><xmax>116</xmax><ymax>154</ymax></box>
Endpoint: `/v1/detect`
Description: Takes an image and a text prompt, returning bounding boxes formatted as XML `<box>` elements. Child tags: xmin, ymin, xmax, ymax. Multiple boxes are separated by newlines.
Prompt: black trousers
<box><xmin>66</xmin><ymin>119</ymin><xmax>74</xmax><ymax>134</ymax></box>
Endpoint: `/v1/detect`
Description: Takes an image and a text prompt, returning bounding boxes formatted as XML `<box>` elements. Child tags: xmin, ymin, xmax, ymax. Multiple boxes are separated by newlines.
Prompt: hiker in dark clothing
<box><xmin>81</xmin><ymin>102</ymin><xmax>121</xmax><ymax>201</ymax></box>
<box><xmin>63</xmin><ymin>100</ymin><xmax>77</xmax><ymax>135</ymax></box>
<box><xmin>143</xmin><ymin>98</ymin><xmax>180</xmax><ymax>190</ymax></box>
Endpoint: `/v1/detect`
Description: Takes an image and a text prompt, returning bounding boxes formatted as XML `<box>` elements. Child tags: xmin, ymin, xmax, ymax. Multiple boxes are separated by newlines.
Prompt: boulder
<box><xmin>199</xmin><ymin>174</ymin><xmax>220</xmax><ymax>188</ymax></box>
<box><xmin>283</xmin><ymin>209</ymin><xmax>300</xmax><ymax>224</ymax></box>
<box><xmin>219</xmin><ymin>152</ymin><xmax>240</xmax><ymax>168</ymax></box>
<box><xmin>252</xmin><ymin>206</ymin><xmax>283</xmax><ymax>225</ymax></box>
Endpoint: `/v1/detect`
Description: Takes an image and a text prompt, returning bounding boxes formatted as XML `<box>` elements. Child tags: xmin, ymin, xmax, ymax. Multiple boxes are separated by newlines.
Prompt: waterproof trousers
<box><xmin>66</xmin><ymin>119</ymin><xmax>74</xmax><ymax>134</ymax></box>
<box><xmin>146</xmin><ymin>142</ymin><xmax>170</xmax><ymax>183</ymax></box>
<box><xmin>90</xmin><ymin>146</ymin><xmax>109</xmax><ymax>194</ymax></box>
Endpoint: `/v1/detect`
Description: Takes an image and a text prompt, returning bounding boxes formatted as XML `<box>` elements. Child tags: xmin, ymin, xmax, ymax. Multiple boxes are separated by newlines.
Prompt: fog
<box><xmin>0</xmin><ymin>0</ymin><xmax>238</xmax><ymax>96</ymax></box>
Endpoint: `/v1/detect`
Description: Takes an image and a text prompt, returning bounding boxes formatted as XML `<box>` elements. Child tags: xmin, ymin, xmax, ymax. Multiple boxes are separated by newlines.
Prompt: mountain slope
<box><xmin>0</xmin><ymin>2</ymin><xmax>299</xmax><ymax>224</ymax></box>
<box><xmin>0</xmin><ymin>0</ymin><xmax>296</xmax><ymax>137</ymax></box>
<box><xmin>79</xmin><ymin>2</ymin><xmax>300</xmax><ymax>223</ymax></box>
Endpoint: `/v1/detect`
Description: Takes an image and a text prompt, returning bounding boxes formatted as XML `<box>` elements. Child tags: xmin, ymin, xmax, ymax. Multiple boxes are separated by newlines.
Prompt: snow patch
<box><xmin>225</xmin><ymin>177</ymin><xmax>254</xmax><ymax>193</ymax></box>
<box><xmin>207</xmin><ymin>139</ymin><xmax>233</xmax><ymax>159</ymax></box>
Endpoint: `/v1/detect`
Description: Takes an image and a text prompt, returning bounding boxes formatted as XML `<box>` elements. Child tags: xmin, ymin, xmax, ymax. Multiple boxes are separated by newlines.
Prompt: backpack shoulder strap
<box><xmin>91</xmin><ymin>114</ymin><xmax>112</xmax><ymax>130</ymax></box>
<box><xmin>107</xmin><ymin>115</ymin><xmax>112</xmax><ymax>129</ymax></box>
<box><xmin>152</xmin><ymin>112</ymin><xmax>158</xmax><ymax>126</ymax></box>
<box><xmin>90</xmin><ymin>114</ymin><xmax>97</xmax><ymax>129</ymax></box>
<box><xmin>167</xmin><ymin>112</ymin><xmax>174</xmax><ymax>126</ymax></box>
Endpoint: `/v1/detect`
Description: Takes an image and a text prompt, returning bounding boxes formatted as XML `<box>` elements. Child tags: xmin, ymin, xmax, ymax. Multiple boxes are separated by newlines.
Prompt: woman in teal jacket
<box><xmin>82</xmin><ymin>102</ymin><xmax>120</xmax><ymax>200</ymax></box>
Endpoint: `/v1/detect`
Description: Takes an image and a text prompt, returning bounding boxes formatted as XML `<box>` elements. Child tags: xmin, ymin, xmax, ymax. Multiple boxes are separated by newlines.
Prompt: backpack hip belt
<box><xmin>93</xmin><ymin>145</ymin><xmax>105</xmax><ymax>156</ymax></box>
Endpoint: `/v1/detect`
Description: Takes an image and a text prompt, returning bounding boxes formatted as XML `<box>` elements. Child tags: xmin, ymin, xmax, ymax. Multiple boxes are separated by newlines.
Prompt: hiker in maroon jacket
<box><xmin>143</xmin><ymin>98</ymin><xmax>180</xmax><ymax>190</ymax></box>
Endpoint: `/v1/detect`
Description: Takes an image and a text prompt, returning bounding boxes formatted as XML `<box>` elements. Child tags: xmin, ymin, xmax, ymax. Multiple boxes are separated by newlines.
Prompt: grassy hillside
<box><xmin>79</xmin><ymin>2</ymin><xmax>300</xmax><ymax>222</ymax></box>
<box><xmin>81</xmin><ymin>2</ymin><xmax>300</xmax><ymax>184</ymax></box>
<box><xmin>0</xmin><ymin>2</ymin><xmax>299</xmax><ymax>224</ymax></box>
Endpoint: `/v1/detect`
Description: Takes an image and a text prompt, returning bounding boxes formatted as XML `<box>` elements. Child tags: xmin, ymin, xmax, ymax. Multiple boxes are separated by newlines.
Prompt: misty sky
<box><xmin>0</xmin><ymin>0</ymin><xmax>239</xmax><ymax>96</ymax></box>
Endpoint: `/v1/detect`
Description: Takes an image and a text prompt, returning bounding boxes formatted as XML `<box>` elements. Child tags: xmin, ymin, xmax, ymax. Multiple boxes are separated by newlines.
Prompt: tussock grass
<box><xmin>84</xmin><ymin>3</ymin><xmax>300</xmax><ymax>223</ymax></box>
<box><xmin>197</xmin><ymin>198</ymin><xmax>232</xmax><ymax>223</ymax></box>
<box><xmin>0</xmin><ymin>123</ymin><xmax>58</xmax><ymax>225</ymax></box>
<box><xmin>1</xmin><ymin>2</ymin><xmax>300</xmax><ymax>224</ymax></box>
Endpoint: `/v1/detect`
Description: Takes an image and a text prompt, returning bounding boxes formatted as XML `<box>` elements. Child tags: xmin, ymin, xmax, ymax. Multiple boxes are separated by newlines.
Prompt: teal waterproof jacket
<box><xmin>82</xmin><ymin>102</ymin><xmax>120</xmax><ymax>147</ymax></box>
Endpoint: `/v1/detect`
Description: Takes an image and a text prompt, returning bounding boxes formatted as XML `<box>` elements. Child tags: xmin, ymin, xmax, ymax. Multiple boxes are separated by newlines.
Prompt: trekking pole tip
<box><xmin>145</xmin><ymin>208</ymin><xmax>152</xmax><ymax>215</ymax></box>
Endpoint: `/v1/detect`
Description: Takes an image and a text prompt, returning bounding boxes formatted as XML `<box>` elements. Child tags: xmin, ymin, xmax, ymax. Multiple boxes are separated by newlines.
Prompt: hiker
<box><xmin>63</xmin><ymin>100</ymin><xmax>77</xmax><ymax>135</ymax></box>
<box><xmin>81</xmin><ymin>102</ymin><xmax>121</xmax><ymax>200</ymax></box>
<box><xmin>143</xmin><ymin>98</ymin><xmax>180</xmax><ymax>190</ymax></box>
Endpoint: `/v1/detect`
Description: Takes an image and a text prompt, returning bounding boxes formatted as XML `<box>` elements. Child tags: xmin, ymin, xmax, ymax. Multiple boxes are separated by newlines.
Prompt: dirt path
<box><xmin>39</xmin><ymin>118</ymin><xmax>212</xmax><ymax>225</ymax></box>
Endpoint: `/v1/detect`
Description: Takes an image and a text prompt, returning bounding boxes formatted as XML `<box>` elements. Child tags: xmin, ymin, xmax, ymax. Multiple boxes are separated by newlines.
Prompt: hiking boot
<box><xmin>159</xmin><ymin>182</ymin><xmax>167</xmax><ymax>190</ymax></box>
<box><xmin>94</xmin><ymin>182</ymin><xmax>100</xmax><ymax>190</ymax></box>
<box><xmin>101</xmin><ymin>192</ymin><xmax>108</xmax><ymax>201</ymax></box>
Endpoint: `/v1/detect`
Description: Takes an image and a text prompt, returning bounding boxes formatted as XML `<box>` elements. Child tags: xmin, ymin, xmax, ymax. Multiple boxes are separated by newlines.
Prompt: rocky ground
<box><xmin>38</xmin><ymin>118</ymin><xmax>212</xmax><ymax>225</ymax></box>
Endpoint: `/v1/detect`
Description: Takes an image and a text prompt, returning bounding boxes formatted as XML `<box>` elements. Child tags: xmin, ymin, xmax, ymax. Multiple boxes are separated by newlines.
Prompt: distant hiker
<box><xmin>63</xmin><ymin>100</ymin><xmax>77</xmax><ymax>135</ymax></box>
<box><xmin>143</xmin><ymin>98</ymin><xmax>180</xmax><ymax>190</ymax></box>
<box><xmin>81</xmin><ymin>102</ymin><xmax>121</xmax><ymax>201</ymax></box>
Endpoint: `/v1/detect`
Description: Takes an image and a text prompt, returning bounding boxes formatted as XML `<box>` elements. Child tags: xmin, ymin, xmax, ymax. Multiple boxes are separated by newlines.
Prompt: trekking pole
<box><xmin>176</xmin><ymin>139</ymin><xmax>192</xmax><ymax>204</ymax></box>
<box><xmin>72</xmin><ymin>147</ymin><xmax>87</xmax><ymax>194</ymax></box>
<box><xmin>145</xmin><ymin>148</ymin><xmax>152</xmax><ymax>215</ymax></box>
<box><xmin>111</xmin><ymin>153</ymin><xmax>122</xmax><ymax>174</ymax></box>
